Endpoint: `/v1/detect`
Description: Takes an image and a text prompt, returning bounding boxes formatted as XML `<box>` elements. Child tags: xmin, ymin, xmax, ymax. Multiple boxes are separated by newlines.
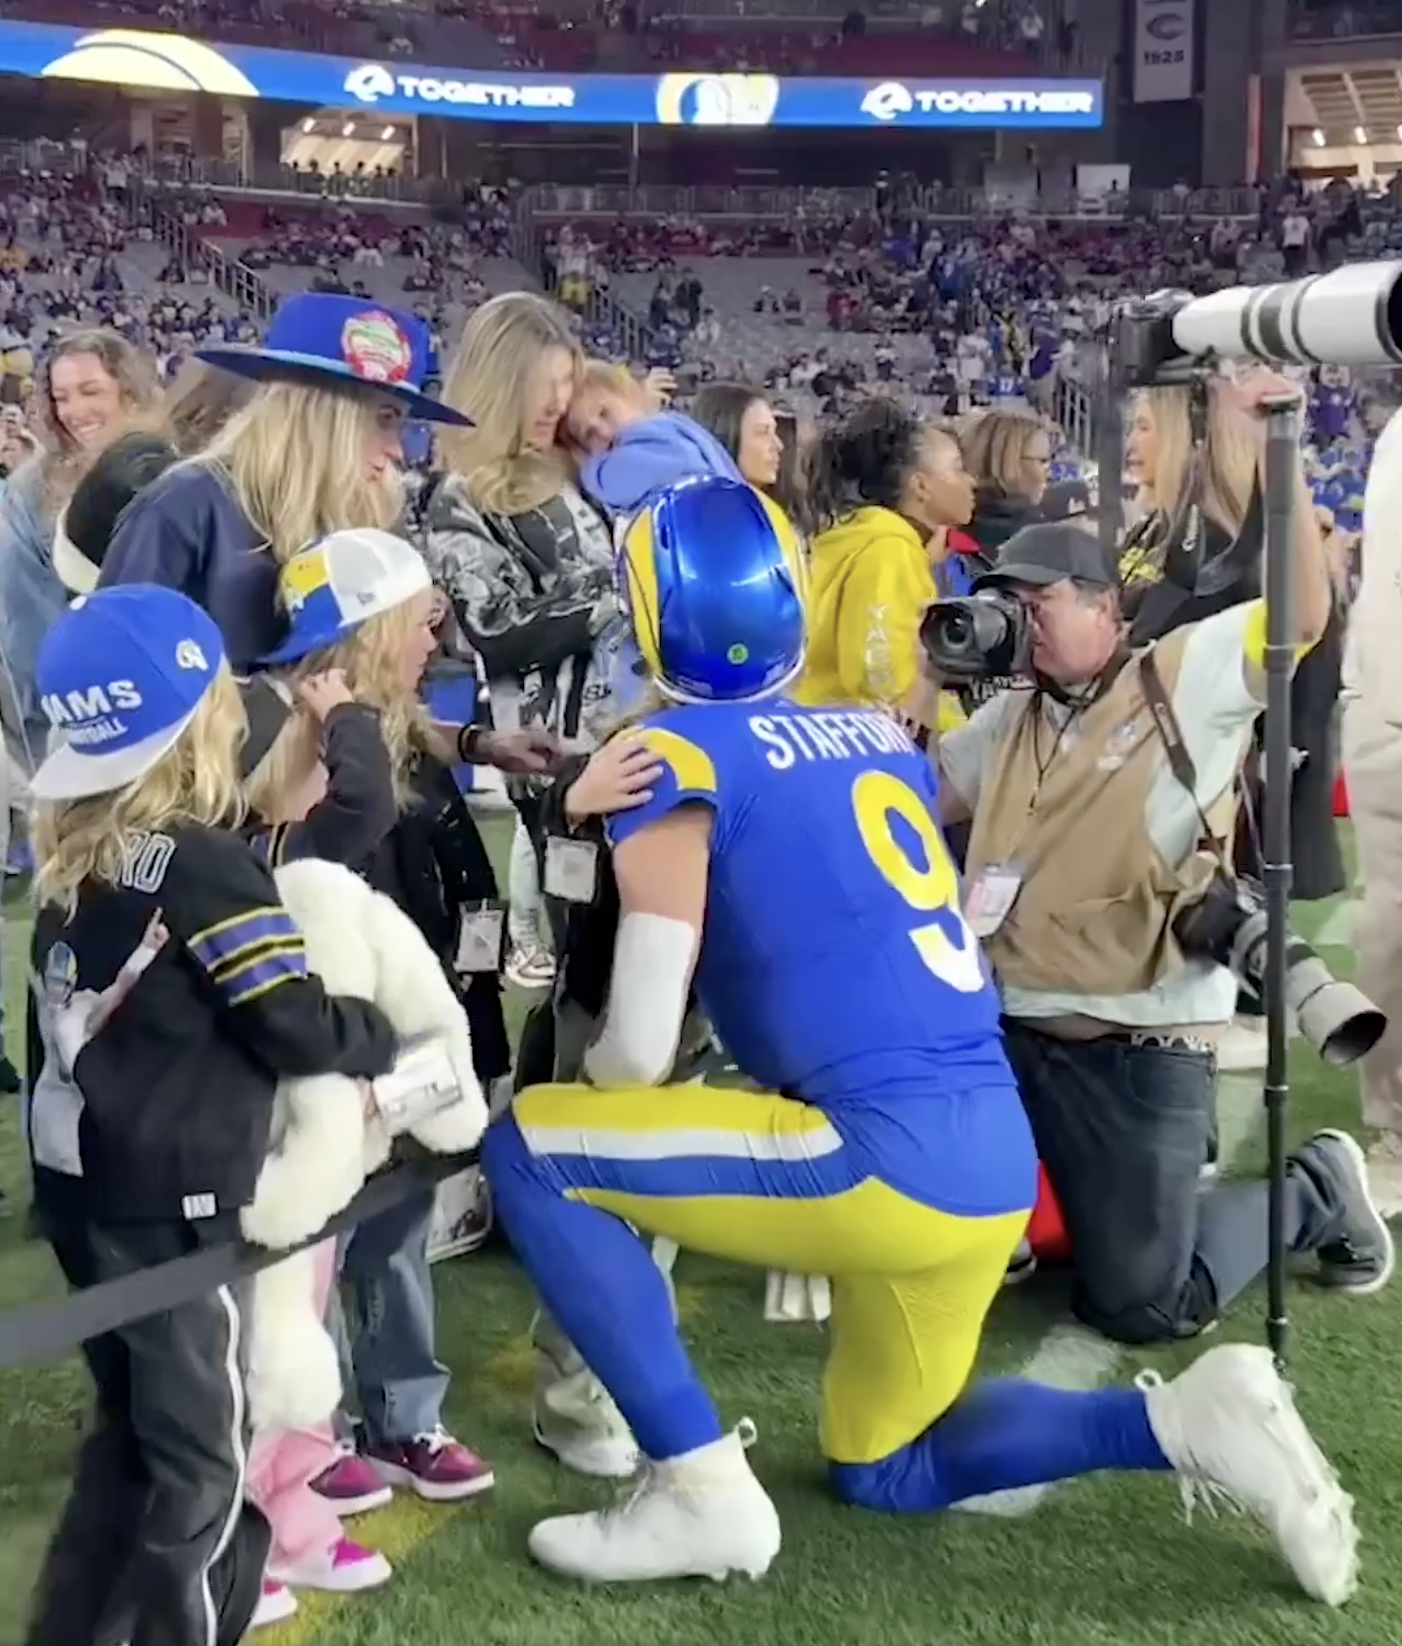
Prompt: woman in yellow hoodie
<box><xmin>796</xmin><ymin>398</ymin><xmax>976</xmax><ymax>733</ymax></box>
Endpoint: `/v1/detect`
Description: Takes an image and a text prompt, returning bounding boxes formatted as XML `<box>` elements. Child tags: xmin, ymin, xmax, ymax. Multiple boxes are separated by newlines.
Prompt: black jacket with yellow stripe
<box><xmin>28</xmin><ymin>823</ymin><xmax>397</xmax><ymax>1223</ymax></box>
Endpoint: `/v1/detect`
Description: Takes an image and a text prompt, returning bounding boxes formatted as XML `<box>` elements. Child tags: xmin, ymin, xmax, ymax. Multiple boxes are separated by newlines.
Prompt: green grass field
<box><xmin>0</xmin><ymin>816</ymin><xmax>1395</xmax><ymax>1646</ymax></box>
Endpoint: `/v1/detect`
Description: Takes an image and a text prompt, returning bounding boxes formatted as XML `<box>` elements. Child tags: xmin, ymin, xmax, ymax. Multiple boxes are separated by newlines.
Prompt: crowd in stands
<box><xmin>13</xmin><ymin>0</ymin><xmax>1074</xmax><ymax>74</ymax></box>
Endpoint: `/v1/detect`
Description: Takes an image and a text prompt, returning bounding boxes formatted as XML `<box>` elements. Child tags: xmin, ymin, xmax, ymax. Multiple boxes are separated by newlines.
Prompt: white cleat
<box><xmin>527</xmin><ymin>1420</ymin><xmax>782</xmax><ymax>1584</ymax></box>
<box><xmin>1139</xmin><ymin>1344</ymin><xmax>1359</xmax><ymax>1607</ymax></box>
<box><xmin>534</xmin><ymin>1364</ymin><xmax>641</xmax><ymax>1481</ymax></box>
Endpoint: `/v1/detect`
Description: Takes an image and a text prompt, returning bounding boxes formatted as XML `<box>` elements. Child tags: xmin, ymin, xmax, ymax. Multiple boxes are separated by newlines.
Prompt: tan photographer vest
<box><xmin>964</xmin><ymin>629</ymin><xmax>1237</xmax><ymax>998</ymax></box>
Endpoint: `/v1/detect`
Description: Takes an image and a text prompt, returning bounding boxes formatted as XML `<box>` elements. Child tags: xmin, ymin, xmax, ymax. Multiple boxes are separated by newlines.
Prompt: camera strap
<box><xmin>1137</xmin><ymin>649</ymin><xmax>1233</xmax><ymax>874</ymax></box>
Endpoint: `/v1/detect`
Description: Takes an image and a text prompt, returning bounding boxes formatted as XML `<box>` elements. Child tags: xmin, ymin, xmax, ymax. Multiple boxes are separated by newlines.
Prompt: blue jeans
<box><xmin>338</xmin><ymin>1184</ymin><xmax>448</xmax><ymax>1446</ymax></box>
<box><xmin>1002</xmin><ymin>1019</ymin><xmax>1335</xmax><ymax>1345</ymax></box>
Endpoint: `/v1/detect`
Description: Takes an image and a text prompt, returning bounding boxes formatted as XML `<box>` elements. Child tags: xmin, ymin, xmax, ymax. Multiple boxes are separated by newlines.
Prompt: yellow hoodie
<box><xmin>794</xmin><ymin>505</ymin><xmax>965</xmax><ymax>732</ymax></box>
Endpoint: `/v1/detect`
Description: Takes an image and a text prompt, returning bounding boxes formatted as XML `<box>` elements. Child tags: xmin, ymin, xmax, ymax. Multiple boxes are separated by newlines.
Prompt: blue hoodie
<box><xmin>581</xmin><ymin>411</ymin><xmax>742</xmax><ymax>515</ymax></box>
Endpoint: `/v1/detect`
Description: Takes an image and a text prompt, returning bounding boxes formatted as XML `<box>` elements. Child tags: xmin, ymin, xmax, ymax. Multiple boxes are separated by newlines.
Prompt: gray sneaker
<box><xmin>1293</xmin><ymin>1130</ymin><xmax>1396</xmax><ymax>1295</ymax></box>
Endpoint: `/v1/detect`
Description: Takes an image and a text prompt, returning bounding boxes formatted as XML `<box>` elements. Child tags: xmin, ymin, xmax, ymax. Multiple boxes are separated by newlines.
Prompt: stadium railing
<box><xmin>124</xmin><ymin>180</ymin><xmax>278</xmax><ymax>321</ymax></box>
<box><xmin>0</xmin><ymin>138</ymin><xmax>1266</xmax><ymax>227</ymax></box>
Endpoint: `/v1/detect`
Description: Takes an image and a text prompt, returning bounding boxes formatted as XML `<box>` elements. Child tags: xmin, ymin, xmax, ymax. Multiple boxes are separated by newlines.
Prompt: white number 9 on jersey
<box><xmin>851</xmin><ymin>770</ymin><xmax>985</xmax><ymax>995</ymax></box>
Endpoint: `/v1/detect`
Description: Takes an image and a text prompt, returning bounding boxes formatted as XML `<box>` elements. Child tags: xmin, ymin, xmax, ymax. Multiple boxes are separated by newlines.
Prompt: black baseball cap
<box><xmin>973</xmin><ymin>521</ymin><xmax>1119</xmax><ymax>592</ymax></box>
<box><xmin>54</xmin><ymin>432</ymin><xmax>179</xmax><ymax>593</ymax></box>
<box><xmin>237</xmin><ymin>674</ymin><xmax>295</xmax><ymax>779</ymax></box>
<box><xmin>1041</xmin><ymin>478</ymin><xmax>1092</xmax><ymax>523</ymax></box>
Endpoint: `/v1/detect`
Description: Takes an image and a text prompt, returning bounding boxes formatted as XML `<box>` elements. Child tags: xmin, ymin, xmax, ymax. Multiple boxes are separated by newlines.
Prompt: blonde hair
<box><xmin>289</xmin><ymin>600</ymin><xmax>429</xmax><ymax>806</ymax></box>
<box><xmin>193</xmin><ymin>380</ymin><xmax>403</xmax><ymax>563</ymax></box>
<box><xmin>436</xmin><ymin>292</ymin><xmax>582</xmax><ymax>514</ymax></box>
<box><xmin>242</xmin><ymin>697</ymin><xmax>320</xmax><ymax>823</ymax></box>
<box><xmin>579</xmin><ymin>359</ymin><xmax>633</xmax><ymax>395</ymax></box>
<box><xmin>35</xmin><ymin>329</ymin><xmax>160</xmax><ymax>513</ymax></box>
<box><xmin>1135</xmin><ymin>383</ymin><xmax>1263</xmax><ymax>535</ymax></box>
<box><xmin>33</xmin><ymin>668</ymin><xmax>247</xmax><ymax>915</ymax></box>
<box><xmin>1132</xmin><ymin>378</ymin><xmax>1319</xmax><ymax>577</ymax></box>
<box><xmin>961</xmin><ymin>408</ymin><xmax>1050</xmax><ymax>499</ymax></box>
<box><xmin>159</xmin><ymin>360</ymin><xmax>256</xmax><ymax>456</ymax></box>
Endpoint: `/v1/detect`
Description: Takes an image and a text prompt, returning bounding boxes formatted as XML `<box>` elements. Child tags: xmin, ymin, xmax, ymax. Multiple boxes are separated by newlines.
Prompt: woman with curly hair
<box><xmin>797</xmin><ymin>396</ymin><xmax>974</xmax><ymax>729</ymax></box>
<box><xmin>0</xmin><ymin>329</ymin><xmax>157</xmax><ymax>766</ymax></box>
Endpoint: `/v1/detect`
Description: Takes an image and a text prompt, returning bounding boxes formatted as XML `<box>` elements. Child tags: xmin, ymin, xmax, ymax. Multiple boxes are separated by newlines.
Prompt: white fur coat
<box><xmin>240</xmin><ymin>858</ymin><xmax>488</xmax><ymax>1431</ymax></box>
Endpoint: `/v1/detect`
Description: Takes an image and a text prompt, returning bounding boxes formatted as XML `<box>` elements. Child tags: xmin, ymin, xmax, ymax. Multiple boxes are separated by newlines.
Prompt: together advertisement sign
<box><xmin>1</xmin><ymin>20</ymin><xmax>1103</xmax><ymax>130</ymax></box>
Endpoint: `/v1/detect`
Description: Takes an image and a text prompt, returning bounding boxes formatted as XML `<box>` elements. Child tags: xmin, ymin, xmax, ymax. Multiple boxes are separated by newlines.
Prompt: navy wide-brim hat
<box><xmin>196</xmin><ymin>293</ymin><xmax>471</xmax><ymax>427</ymax></box>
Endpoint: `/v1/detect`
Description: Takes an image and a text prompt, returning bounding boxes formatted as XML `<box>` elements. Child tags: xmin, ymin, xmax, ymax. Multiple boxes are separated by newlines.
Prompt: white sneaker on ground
<box><xmin>527</xmin><ymin>1420</ymin><xmax>782</xmax><ymax>1584</ymax></box>
<box><xmin>249</xmin><ymin>1581</ymin><xmax>298</xmax><ymax>1630</ymax></box>
<box><xmin>506</xmin><ymin>946</ymin><xmax>557</xmax><ymax>990</ymax></box>
<box><xmin>534</xmin><ymin>1363</ymin><xmax>641</xmax><ymax>1480</ymax></box>
<box><xmin>1217</xmin><ymin>1018</ymin><xmax>1269</xmax><ymax>1072</ymax></box>
<box><xmin>1139</xmin><ymin>1344</ymin><xmax>1358</xmax><ymax>1606</ymax></box>
<box><xmin>1365</xmin><ymin>1131</ymin><xmax>1402</xmax><ymax>1219</ymax></box>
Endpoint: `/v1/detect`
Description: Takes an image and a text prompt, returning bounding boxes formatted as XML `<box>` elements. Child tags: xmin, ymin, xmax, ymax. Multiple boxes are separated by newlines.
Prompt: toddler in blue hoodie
<box><xmin>565</xmin><ymin>362</ymin><xmax>743</xmax><ymax>516</ymax></box>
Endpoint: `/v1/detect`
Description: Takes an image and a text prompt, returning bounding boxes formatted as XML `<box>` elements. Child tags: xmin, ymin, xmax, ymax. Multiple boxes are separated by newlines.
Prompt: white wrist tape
<box><xmin>584</xmin><ymin>912</ymin><xmax>698</xmax><ymax>1089</ymax></box>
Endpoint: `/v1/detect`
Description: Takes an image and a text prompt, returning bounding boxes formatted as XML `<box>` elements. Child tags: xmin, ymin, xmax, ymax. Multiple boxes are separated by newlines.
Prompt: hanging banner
<box><xmin>1132</xmin><ymin>0</ymin><xmax>1194</xmax><ymax>104</ymax></box>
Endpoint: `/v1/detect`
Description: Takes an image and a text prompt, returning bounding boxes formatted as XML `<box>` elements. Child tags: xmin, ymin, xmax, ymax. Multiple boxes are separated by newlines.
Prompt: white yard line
<box><xmin>954</xmin><ymin>1069</ymin><xmax>1266</xmax><ymax>1518</ymax></box>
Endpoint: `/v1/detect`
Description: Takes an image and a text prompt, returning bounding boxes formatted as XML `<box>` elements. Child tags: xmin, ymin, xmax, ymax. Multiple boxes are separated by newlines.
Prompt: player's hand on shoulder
<box><xmin>565</xmin><ymin>731</ymin><xmax>664</xmax><ymax>825</ymax></box>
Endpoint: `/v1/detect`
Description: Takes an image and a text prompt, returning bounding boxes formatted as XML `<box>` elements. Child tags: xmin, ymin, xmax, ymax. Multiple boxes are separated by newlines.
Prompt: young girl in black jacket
<box><xmin>23</xmin><ymin>585</ymin><xmax>396</xmax><ymax>1646</ymax></box>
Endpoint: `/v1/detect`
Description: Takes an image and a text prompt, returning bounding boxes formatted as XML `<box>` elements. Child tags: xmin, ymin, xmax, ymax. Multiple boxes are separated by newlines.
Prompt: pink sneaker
<box><xmin>309</xmin><ymin>1447</ymin><xmax>394</xmax><ymax>1516</ymax></box>
<box><xmin>362</xmin><ymin>1428</ymin><xmax>495</xmax><ymax>1502</ymax></box>
<box><xmin>249</xmin><ymin>1581</ymin><xmax>298</xmax><ymax>1630</ymax></box>
<box><xmin>270</xmin><ymin>1535</ymin><xmax>393</xmax><ymax>1594</ymax></box>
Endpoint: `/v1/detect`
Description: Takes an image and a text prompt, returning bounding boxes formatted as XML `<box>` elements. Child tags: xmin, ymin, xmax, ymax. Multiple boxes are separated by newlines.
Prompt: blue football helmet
<box><xmin>618</xmin><ymin>476</ymin><xmax>806</xmax><ymax>704</ymax></box>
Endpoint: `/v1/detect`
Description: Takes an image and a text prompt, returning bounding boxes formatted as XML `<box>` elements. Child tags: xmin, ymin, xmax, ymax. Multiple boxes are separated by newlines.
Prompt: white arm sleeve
<box><xmin>583</xmin><ymin>912</ymin><xmax>698</xmax><ymax>1089</ymax></box>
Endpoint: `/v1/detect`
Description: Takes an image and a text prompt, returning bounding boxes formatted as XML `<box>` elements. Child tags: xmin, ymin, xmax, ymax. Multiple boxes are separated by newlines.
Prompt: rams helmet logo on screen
<box><xmin>655</xmin><ymin>72</ymin><xmax>781</xmax><ymax>127</ymax></box>
<box><xmin>345</xmin><ymin>63</ymin><xmax>397</xmax><ymax>103</ymax></box>
<box><xmin>862</xmin><ymin>82</ymin><xmax>915</xmax><ymax>122</ymax></box>
<box><xmin>41</xmin><ymin>29</ymin><xmax>259</xmax><ymax>95</ymax></box>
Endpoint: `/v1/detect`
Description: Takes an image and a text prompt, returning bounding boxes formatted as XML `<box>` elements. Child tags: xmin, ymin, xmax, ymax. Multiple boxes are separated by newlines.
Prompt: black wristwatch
<box><xmin>457</xmin><ymin>724</ymin><xmax>487</xmax><ymax>763</ymax></box>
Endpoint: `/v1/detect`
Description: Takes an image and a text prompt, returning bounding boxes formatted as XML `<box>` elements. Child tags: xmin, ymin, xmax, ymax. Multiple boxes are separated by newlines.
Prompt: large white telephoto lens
<box><xmin>1172</xmin><ymin>260</ymin><xmax>1402</xmax><ymax>368</ymax></box>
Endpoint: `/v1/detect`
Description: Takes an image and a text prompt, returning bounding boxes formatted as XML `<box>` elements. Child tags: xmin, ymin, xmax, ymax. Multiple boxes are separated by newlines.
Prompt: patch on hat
<box><xmin>341</xmin><ymin>311</ymin><xmax>413</xmax><ymax>386</ymax></box>
<box><xmin>280</xmin><ymin>546</ymin><xmax>332</xmax><ymax>616</ymax></box>
<box><xmin>175</xmin><ymin>639</ymin><xmax>209</xmax><ymax>672</ymax></box>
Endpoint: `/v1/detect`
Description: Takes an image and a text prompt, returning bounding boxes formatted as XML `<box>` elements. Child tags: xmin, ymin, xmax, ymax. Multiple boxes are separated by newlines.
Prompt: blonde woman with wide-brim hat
<box><xmin>100</xmin><ymin>292</ymin><xmax>470</xmax><ymax>669</ymax></box>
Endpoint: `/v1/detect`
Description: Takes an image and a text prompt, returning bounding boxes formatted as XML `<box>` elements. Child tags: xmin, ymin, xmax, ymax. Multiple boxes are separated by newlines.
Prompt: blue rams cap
<box><xmin>32</xmin><ymin>586</ymin><xmax>227</xmax><ymax>802</ymax></box>
<box><xmin>196</xmin><ymin>293</ymin><xmax>470</xmax><ymax>427</ymax></box>
<box><xmin>259</xmin><ymin>528</ymin><xmax>431</xmax><ymax>668</ymax></box>
<box><xmin>618</xmin><ymin>476</ymin><xmax>806</xmax><ymax>704</ymax></box>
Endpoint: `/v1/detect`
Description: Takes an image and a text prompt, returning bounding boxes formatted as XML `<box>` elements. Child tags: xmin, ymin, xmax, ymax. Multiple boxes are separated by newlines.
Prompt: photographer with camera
<box><xmin>928</xmin><ymin>505</ymin><xmax>1392</xmax><ymax>1346</ymax></box>
<box><xmin>1120</xmin><ymin>371</ymin><xmax>1349</xmax><ymax>1071</ymax></box>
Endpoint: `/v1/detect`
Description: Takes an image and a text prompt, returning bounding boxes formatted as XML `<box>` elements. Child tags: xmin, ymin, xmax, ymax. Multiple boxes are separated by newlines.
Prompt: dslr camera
<box><xmin>1174</xmin><ymin>873</ymin><xmax>1383</xmax><ymax>1068</ymax></box>
<box><xmin>918</xmin><ymin>588</ymin><xmax>1031</xmax><ymax>683</ymax></box>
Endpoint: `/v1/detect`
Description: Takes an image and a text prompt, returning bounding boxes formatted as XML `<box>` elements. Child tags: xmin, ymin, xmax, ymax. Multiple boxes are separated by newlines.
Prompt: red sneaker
<box><xmin>309</xmin><ymin>1447</ymin><xmax>394</xmax><ymax>1516</ymax></box>
<box><xmin>362</xmin><ymin>1428</ymin><xmax>495</xmax><ymax>1502</ymax></box>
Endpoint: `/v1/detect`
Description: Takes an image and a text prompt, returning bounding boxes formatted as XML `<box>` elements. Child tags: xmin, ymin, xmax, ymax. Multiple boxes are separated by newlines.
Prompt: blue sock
<box><xmin>830</xmin><ymin>1379</ymin><xmax>1173</xmax><ymax>1513</ymax></box>
<box><xmin>482</xmin><ymin>1112</ymin><xmax>723</xmax><ymax>1461</ymax></box>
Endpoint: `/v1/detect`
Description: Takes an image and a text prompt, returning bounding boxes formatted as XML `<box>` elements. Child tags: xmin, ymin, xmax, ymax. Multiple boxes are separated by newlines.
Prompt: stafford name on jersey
<box><xmin>42</xmin><ymin>680</ymin><xmax>144</xmax><ymax>746</ymax></box>
<box><xmin>749</xmin><ymin>709</ymin><xmax>915</xmax><ymax>770</ymax></box>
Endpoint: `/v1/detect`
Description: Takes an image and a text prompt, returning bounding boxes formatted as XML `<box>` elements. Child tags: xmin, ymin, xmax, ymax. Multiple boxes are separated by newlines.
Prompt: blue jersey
<box><xmin>607</xmin><ymin>699</ymin><xmax>1010</xmax><ymax>1111</ymax></box>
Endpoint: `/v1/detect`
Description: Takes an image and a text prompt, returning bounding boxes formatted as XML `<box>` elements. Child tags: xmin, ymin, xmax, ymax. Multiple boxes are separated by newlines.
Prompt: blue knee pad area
<box><xmin>828</xmin><ymin>1380</ymin><xmax>1172</xmax><ymax>1514</ymax></box>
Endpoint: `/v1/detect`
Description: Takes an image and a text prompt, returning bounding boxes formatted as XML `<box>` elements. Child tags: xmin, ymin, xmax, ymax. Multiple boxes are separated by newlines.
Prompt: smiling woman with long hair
<box><xmin>0</xmin><ymin>330</ymin><xmax>158</xmax><ymax>766</ymax></box>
